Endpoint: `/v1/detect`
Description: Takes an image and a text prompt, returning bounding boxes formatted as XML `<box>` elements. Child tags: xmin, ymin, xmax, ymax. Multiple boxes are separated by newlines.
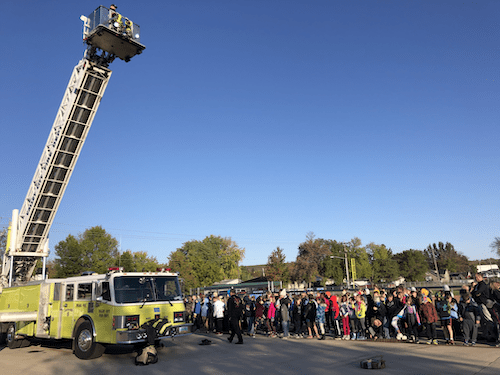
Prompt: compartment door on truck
<box><xmin>49</xmin><ymin>283</ymin><xmax>63</xmax><ymax>339</ymax></box>
<box><xmin>61</xmin><ymin>283</ymin><xmax>76</xmax><ymax>338</ymax></box>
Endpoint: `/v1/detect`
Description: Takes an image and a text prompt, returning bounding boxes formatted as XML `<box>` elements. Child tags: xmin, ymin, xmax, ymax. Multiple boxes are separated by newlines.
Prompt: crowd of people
<box><xmin>183</xmin><ymin>273</ymin><xmax>500</xmax><ymax>346</ymax></box>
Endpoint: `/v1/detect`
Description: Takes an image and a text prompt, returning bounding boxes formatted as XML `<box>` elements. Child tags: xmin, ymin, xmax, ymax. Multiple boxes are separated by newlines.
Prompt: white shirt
<box><xmin>213</xmin><ymin>300</ymin><xmax>225</xmax><ymax>318</ymax></box>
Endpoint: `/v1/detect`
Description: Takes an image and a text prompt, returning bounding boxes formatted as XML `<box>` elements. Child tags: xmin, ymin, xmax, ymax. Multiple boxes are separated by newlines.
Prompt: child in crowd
<box><xmin>292</xmin><ymin>295</ymin><xmax>303</xmax><ymax>337</ymax></box>
<box><xmin>384</xmin><ymin>293</ymin><xmax>400</xmax><ymax>338</ymax></box>
<box><xmin>340</xmin><ymin>294</ymin><xmax>351</xmax><ymax>340</ymax></box>
<box><xmin>316</xmin><ymin>296</ymin><xmax>327</xmax><ymax>340</ymax></box>
<box><xmin>436</xmin><ymin>291</ymin><xmax>455</xmax><ymax>345</ymax></box>
<box><xmin>368</xmin><ymin>291</ymin><xmax>386</xmax><ymax>340</ymax></box>
<box><xmin>244</xmin><ymin>295</ymin><xmax>256</xmax><ymax>337</ymax></box>
<box><xmin>449</xmin><ymin>293</ymin><xmax>461</xmax><ymax>341</ymax></box>
<box><xmin>266</xmin><ymin>295</ymin><xmax>277</xmax><ymax>337</ymax></box>
<box><xmin>348</xmin><ymin>296</ymin><xmax>357</xmax><ymax>339</ymax></box>
<box><xmin>304</xmin><ymin>294</ymin><xmax>318</xmax><ymax>339</ymax></box>
<box><xmin>212</xmin><ymin>295</ymin><xmax>225</xmax><ymax>335</ymax></box>
<box><xmin>391</xmin><ymin>302</ymin><xmax>409</xmax><ymax>341</ymax></box>
<box><xmin>255</xmin><ymin>296</ymin><xmax>265</xmax><ymax>333</ymax></box>
<box><xmin>329</xmin><ymin>293</ymin><xmax>341</xmax><ymax>337</ymax></box>
<box><xmin>419</xmin><ymin>288</ymin><xmax>439</xmax><ymax>345</ymax></box>
<box><xmin>404</xmin><ymin>296</ymin><xmax>421</xmax><ymax>343</ymax></box>
<box><xmin>354</xmin><ymin>293</ymin><xmax>367</xmax><ymax>340</ymax></box>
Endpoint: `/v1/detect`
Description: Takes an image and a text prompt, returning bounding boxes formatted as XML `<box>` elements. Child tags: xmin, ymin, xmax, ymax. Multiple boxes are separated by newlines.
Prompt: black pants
<box><xmin>406</xmin><ymin>313</ymin><xmax>418</xmax><ymax>338</ymax></box>
<box><xmin>215</xmin><ymin>317</ymin><xmax>224</xmax><ymax>333</ymax></box>
<box><xmin>293</xmin><ymin>317</ymin><xmax>302</xmax><ymax>334</ymax></box>
<box><xmin>425</xmin><ymin>322</ymin><xmax>437</xmax><ymax>340</ymax></box>
<box><xmin>229</xmin><ymin>318</ymin><xmax>243</xmax><ymax>343</ymax></box>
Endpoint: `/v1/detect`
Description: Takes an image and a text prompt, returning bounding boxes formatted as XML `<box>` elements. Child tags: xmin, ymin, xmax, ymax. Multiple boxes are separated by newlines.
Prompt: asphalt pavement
<box><xmin>2</xmin><ymin>333</ymin><xmax>500</xmax><ymax>375</ymax></box>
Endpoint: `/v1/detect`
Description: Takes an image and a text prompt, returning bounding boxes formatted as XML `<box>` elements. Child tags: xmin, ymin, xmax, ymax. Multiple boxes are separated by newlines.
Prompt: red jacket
<box><xmin>324</xmin><ymin>297</ymin><xmax>331</xmax><ymax>312</ymax></box>
<box><xmin>330</xmin><ymin>295</ymin><xmax>340</xmax><ymax>319</ymax></box>
<box><xmin>419</xmin><ymin>300</ymin><xmax>438</xmax><ymax>324</ymax></box>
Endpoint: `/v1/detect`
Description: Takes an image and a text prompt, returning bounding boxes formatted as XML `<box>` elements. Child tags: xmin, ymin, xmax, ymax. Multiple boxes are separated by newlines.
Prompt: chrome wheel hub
<box><xmin>78</xmin><ymin>329</ymin><xmax>92</xmax><ymax>352</ymax></box>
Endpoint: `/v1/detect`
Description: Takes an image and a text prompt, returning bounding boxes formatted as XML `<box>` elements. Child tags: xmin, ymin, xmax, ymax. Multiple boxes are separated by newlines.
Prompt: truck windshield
<box><xmin>113</xmin><ymin>276</ymin><xmax>182</xmax><ymax>304</ymax></box>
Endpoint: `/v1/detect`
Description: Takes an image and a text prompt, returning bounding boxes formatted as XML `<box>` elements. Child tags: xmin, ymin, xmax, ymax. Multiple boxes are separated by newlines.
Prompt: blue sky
<box><xmin>1</xmin><ymin>0</ymin><xmax>499</xmax><ymax>266</ymax></box>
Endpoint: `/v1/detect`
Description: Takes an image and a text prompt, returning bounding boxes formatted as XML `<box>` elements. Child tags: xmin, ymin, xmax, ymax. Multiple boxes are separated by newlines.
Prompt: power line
<box><xmin>50</xmin><ymin>221</ymin><xmax>302</xmax><ymax>246</ymax></box>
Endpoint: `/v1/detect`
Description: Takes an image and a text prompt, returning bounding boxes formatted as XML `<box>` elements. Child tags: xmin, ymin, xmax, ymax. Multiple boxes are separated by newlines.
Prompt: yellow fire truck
<box><xmin>0</xmin><ymin>6</ymin><xmax>191</xmax><ymax>362</ymax></box>
<box><xmin>0</xmin><ymin>268</ymin><xmax>191</xmax><ymax>359</ymax></box>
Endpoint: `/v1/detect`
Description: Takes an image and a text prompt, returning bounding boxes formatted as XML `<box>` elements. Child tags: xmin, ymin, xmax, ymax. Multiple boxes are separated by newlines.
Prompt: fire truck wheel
<box><xmin>74</xmin><ymin>321</ymin><xmax>105</xmax><ymax>359</ymax></box>
<box><xmin>6</xmin><ymin>324</ymin><xmax>22</xmax><ymax>349</ymax></box>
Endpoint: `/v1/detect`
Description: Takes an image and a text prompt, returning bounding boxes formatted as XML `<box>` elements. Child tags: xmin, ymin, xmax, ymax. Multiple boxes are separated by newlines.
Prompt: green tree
<box><xmin>168</xmin><ymin>235</ymin><xmax>245</xmax><ymax>289</ymax></box>
<box><xmin>118</xmin><ymin>250</ymin><xmax>161</xmax><ymax>272</ymax></box>
<box><xmin>367</xmin><ymin>242</ymin><xmax>399</xmax><ymax>283</ymax></box>
<box><xmin>168</xmin><ymin>249</ymin><xmax>196</xmax><ymax>292</ymax></box>
<box><xmin>347</xmin><ymin>237</ymin><xmax>372</xmax><ymax>280</ymax></box>
<box><xmin>490</xmin><ymin>237</ymin><xmax>500</xmax><ymax>257</ymax></box>
<box><xmin>424</xmin><ymin>242</ymin><xmax>471</xmax><ymax>273</ymax></box>
<box><xmin>54</xmin><ymin>226</ymin><xmax>119</xmax><ymax>277</ymax></box>
<box><xmin>209</xmin><ymin>236</ymin><xmax>245</xmax><ymax>280</ymax></box>
<box><xmin>131</xmin><ymin>251</ymin><xmax>161</xmax><ymax>272</ymax></box>
<box><xmin>319</xmin><ymin>240</ymin><xmax>346</xmax><ymax>286</ymax></box>
<box><xmin>265</xmin><ymin>247</ymin><xmax>290</xmax><ymax>282</ymax></box>
<box><xmin>394</xmin><ymin>249</ymin><xmax>429</xmax><ymax>281</ymax></box>
<box><xmin>46</xmin><ymin>259</ymin><xmax>57</xmax><ymax>279</ymax></box>
<box><xmin>54</xmin><ymin>234</ymin><xmax>84</xmax><ymax>277</ymax></box>
<box><xmin>118</xmin><ymin>250</ymin><xmax>135</xmax><ymax>271</ymax></box>
<box><xmin>292</xmin><ymin>233</ymin><xmax>331</xmax><ymax>284</ymax></box>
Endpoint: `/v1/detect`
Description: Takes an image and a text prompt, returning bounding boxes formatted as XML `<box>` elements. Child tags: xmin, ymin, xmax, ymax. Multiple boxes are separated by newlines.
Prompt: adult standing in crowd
<box><xmin>227</xmin><ymin>290</ymin><xmax>244</xmax><ymax>344</ymax></box>
<box><xmin>472</xmin><ymin>273</ymin><xmax>497</xmax><ymax>344</ymax></box>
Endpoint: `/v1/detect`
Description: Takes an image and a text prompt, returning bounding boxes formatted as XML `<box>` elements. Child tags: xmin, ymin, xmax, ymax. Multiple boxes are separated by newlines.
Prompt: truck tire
<box><xmin>74</xmin><ymin>321</ymin><xmax>105</xmax><ymax>360</ymax></box>
<box><xmin>6</xmin><ymin>323</ymin><xmax>21</xmax><ymax>349</ymax></box>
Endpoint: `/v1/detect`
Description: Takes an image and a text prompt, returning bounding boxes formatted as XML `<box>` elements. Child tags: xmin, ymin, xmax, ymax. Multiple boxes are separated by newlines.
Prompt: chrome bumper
<box><xmin>159</xmin><ymin>324</ymin><xmax>192</xmax><ymax>339</ymax></box>
<box><xmin>116</xmin><ymin>324</ymin><xmax>192</xmax><ymax>344</ymax></box>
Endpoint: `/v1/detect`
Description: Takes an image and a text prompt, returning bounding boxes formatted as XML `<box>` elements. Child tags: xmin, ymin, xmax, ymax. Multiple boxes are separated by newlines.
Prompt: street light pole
<box><xmin>330</xmin><ymin>241</ymin><xmax>350</xmax><ymax>290</ymax></box>
<box><xmin>343</xmin><ymin>242</ymin><xmax>350</xmax><ymax>290</ymax></box>
<box><xmin>430</xmin><ymin>246</ymin><xmax>440</xmax><ymax>282</ymax></box>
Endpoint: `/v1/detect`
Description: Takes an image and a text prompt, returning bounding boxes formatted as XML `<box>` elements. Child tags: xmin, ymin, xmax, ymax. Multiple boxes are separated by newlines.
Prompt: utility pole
<box><xmin>330</xmin><ymin>242</ymin><xmax>350</xmax><ymax>290</ymax></box>
<box><xmin>343</xmin><ymin>242</ymin><xmax>350</xmax><ymax>290</ymax></box>
<box><xmin>430</xmin><ymin>245</ymin><xmax>440</xmax><ymax>282</ymax></box>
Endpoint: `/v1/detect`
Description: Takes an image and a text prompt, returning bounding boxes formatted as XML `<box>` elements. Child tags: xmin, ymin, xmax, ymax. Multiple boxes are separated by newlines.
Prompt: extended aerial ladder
<box><xmin>1</xmin><ymin>5</ymin><xmax>145</xmax><ymax>288</ymax></box>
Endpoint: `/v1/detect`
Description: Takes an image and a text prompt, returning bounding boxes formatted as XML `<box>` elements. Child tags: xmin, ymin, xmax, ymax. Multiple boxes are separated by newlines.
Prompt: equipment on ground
<box><xmin>360</xmin><ymin>356</ymin><xmax>386</xmax><ymax>369</ymax></box>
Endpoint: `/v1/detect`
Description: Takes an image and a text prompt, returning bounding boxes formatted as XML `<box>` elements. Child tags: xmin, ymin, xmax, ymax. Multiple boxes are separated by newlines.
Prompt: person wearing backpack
<box><xmin>304</xmin><ymin>293</ymin><xmax>319</xmax><ymax>339</ymax></box>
